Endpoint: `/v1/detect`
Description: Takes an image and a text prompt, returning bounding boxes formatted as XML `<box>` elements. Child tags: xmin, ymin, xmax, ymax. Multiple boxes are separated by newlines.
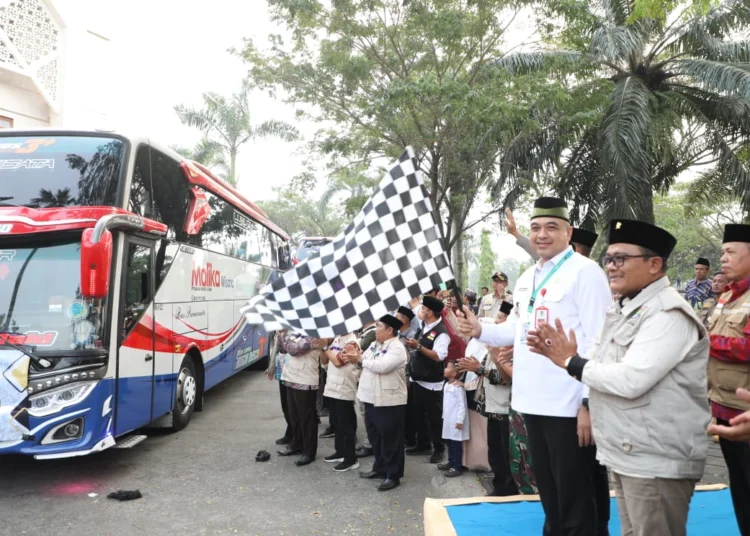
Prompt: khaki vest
<box><xmin>281</xmin><ymin>343</ymin><xmax>321</xmax><ymax>387</ymax></box>
<box><xmin>708</xmin><ymin>287</ymin><xmax>750</xmax><ymax>410</ymax></box>
<box><xmin>323</xmin><ymin>334</ymin><xmax>360</xmax><ymax>401</ymax></box>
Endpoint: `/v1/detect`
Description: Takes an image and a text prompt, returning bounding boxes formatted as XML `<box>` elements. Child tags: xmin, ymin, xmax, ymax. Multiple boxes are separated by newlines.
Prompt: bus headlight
<box><xmin>28</xmin><ymin>381</ymin><xmax>98</xmax><ymax>417</ymax></box>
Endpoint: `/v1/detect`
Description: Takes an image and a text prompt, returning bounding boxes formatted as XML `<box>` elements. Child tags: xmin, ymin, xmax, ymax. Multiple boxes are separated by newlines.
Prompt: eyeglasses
<box><xmin>601</xmin><ymin>254</ymin><xmax>653</xmax><ymax>268</ymax></box>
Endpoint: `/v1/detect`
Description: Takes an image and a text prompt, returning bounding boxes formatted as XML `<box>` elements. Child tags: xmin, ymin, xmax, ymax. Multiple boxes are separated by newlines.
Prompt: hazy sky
<box><xmin>53</xmin><ymin>0</ymin><xmax>535</xmax><ymax>269</ymax></box>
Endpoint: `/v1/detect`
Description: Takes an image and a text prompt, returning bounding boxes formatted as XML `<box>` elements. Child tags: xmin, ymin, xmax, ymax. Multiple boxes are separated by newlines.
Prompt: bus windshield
<box><xmin>0</xmin><ymin>240</ymin><xmax>107</xmax><ymax>353</ymax></box>
<box><xmin>0</xmin><ymin>135</ymin><xmax>124</xmax><ymax>208</ymax></box>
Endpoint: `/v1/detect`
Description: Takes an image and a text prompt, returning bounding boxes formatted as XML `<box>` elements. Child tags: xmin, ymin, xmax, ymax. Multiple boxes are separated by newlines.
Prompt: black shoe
<box><xmin>429</xmin><ymin>451</ymin><xmax>444</xmax><ymax>464</ymax></box>
<box><xmin>443</xmin><ymin>468</ymin><xmax>462</xmax><ymax>478</ymax></box>
<box><xmin>319</xmin><ymin>427</ymin><xmax>335</xmax><ymax>438</ymax></box>
<box><xmin>359</xmin><ymin>470</ymin><xmax>386</xmax><ymax>479</ymax></box>
<box><xmin>378</xmin><ymin>478</ymin><xmax>400</xmax><ymax>491</ymax></box>
<box><xmin>405</xmin><ymin>445</ymin><xmax>431</xmax><ymax>455</ymax></box>
<box><xmin>275</xmin><ymin>436</ymin><xmax>292</xmax><ymax>446</ymax></box>
<box><xmin>333</xmin><ymin>460</ymin><xmax>360</xmax><ymax>472</ymax></box>
<box><xmin>356</xmin><ymin>446</ymin><xmax>373</xmax><ymax>458</ymax></box>
<box><xmin>324</xmin><ymin>453</ymin><xmax>344</xmax><ymax>463</ymax></box>
<box><xmin>437</xmin><ymin>462</ymin><xmax>452</xmax><ymax>471</ymax></box>
<box><xmin>277</xmin><ymin>448</ymin><xmax>301</xmax><ymax>457</ymax></box>
<box><xmin>295</xmin><ymin>455</ymin><xmax>315</xmax><ymax>466</ymax></box>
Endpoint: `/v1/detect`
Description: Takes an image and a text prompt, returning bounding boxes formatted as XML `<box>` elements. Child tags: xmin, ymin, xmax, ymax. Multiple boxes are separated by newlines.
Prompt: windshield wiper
<box><xmin>0</xmin><ymin>331</ymin><xmax>49</xmax><ymax>366</ymax></box>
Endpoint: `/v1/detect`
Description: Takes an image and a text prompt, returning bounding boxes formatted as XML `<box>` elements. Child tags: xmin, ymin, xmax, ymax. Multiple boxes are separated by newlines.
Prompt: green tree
<box><xmin>654</xmin><ymin>183</ymin><xmax>747</xmax><ymax>281</ymax></box>
<box><xmin>237</xmin><ymin>0</ymin><xmax>552</xmax><ymax>286</ymax></box>
<box><xmin>174</xmin><ymin>78</ymin><xmax>300</xmax><ymax>186</ymax></box>
<box><xmin>477</xmin><ymin>230</ymin><xmax>496</xmax><ymax>291</ymax></box>
<box><xmin>493</xmin><ymin>0</ymin><xmax>750</xmax><ymax>226</ymax></box>
<box><xmin>172</xmin><ymin>137</ymin><xmax>230</xmax><ymax>180</ymax></box>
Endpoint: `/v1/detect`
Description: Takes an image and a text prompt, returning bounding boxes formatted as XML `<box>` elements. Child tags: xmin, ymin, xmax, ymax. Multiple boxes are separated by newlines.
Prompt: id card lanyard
<box><xmin>526</xmin><ymin>249</ymin><xmax>574</xmax><ymax>316</ymax></box>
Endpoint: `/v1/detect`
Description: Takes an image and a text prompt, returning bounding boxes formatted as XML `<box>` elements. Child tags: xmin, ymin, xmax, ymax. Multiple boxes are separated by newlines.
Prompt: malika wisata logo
<box><xmin>191</xmin><ymin>263</ymin><xmax>233</xmax><ymax>291</ymax></box>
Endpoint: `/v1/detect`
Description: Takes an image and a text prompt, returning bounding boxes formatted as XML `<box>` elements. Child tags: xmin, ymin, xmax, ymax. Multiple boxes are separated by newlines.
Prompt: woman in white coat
<box><xmin>440</xmin><ymin>361</ymin><xmax>470</xmax><ymax>477</ymax></box>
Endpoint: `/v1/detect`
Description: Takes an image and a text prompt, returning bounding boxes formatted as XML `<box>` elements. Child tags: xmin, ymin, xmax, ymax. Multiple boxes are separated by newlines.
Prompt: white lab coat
<box><xmin>442</xmin><ymin>381</ymin><xmax>470</xmax><ymax>441</ymax></box>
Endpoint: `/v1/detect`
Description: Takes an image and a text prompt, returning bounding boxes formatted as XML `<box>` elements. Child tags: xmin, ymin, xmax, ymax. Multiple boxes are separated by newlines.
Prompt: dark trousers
<box><xmin>286</xmin><ymin>387</ymin><xmax>318</xmax><ymax>457</ymax></box>
<box><xmin>487</xmin><ymin>415</ymin><xmax>518</xmax><ymax>496</ymax></box>
<box><xmin>278</xmin><ymin>381</ymin><xmax>293</xmax><ymax>441</ymax></box>
<box><xmin>410</xmin><ymin>382</ymin><xmax>445</xmax><ymax>453</ymax></box>
<box><xmin>583</xmin><ymin>444</ymin><xmax>611</xmax><ymax>536</ymax></box>
<box><xmin>524</xmin><ymin>413</ymin><xmax>597</xmax><ymax>536</ymax></box>
<box><xmin>447</xmin><ymin>439</ymin><xmax>463</xmax><ymax>470</ymax></box>
<box><xmin>364</xmin><ymin>403</ymin><xmax>406</xmax><ymax>479</ymax></box>
<box><xmin>330</xmin><ymin>397</ymin><xmax>357</xmax><ymax>463</ymax></box>
<box><xmin>719</xmin><ymin>419</ymin><xmax>750</xmax><ymax>536</ymax></box>
<box><xmin>405</xmin><ymin>381</ymin><xmax>418</xmax><ymax>446</ymax></box>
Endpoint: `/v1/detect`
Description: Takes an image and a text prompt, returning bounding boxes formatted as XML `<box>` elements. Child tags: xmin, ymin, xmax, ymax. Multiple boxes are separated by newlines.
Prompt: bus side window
<box><xmin>122</xmin><ymin>243</ymin><xmax>152</xmax><ymax>340</ymax></box>
<box><xmin>149</xmin><ymin>148</ymin><xmax>190</xmax><ymax>241</ymax></box>
<box><xmin>129</xmin><ymin>145</ymin><xmax>155</xmax><ymax>219</ymax></box>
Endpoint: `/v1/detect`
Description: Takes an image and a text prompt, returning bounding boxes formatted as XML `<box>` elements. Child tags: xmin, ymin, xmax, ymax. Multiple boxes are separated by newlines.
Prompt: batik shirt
<box><xmin>685</xmin><ymin>278</ymin><xmax>714</xmax><ymax>309</ymax></box>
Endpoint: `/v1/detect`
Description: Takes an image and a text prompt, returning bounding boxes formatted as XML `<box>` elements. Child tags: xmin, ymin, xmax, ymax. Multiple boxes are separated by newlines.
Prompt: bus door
<box><xmin>115</xmin><ymin>236</ymin><xmax>156</xmax><ymax>436</ymax></box>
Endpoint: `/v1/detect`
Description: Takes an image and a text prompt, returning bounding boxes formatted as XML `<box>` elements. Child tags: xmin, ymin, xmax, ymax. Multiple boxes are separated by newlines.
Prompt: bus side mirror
<box><xmin>81</xmin><ymin>228</ymin><xmax>113</xmax><ymax>299</ymax></box>
<box><xmin>183</xmin><ymin>187</ymin><xmax>211</xmax><ymax>235</ymax></box>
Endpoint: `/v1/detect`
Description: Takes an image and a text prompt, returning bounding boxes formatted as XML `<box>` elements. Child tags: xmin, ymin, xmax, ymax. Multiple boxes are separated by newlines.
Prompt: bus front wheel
<box><xmin>171</xmin><ymin>356</ymin><xmax>198</xmax><ymax>431</ymax></box>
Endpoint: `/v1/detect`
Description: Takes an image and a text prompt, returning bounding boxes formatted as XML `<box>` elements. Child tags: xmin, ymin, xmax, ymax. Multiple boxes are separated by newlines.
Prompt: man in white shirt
<box><xmin>458</xmin><ymin>197</ymin><xmax>612</xmax><ymax>536</ymax></box>
<box><xmin>404</xmin><ymin>296</ymin><xmax>451</xmax><ymax>464</ymax></box>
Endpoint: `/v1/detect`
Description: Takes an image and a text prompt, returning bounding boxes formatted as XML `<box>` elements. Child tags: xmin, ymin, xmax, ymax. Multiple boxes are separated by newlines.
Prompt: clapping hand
<box><xmin>708</xmin><ymin>388</ymin><xmax>750</xmax><ymax>442</ymax></box>
<box><xmin>489</xmin><ymin>346</ymin><xmax>513</xmax><ymax>367</ymax></box>
<box><xmin>526</xmin><ymin>318</ymin><xmax>578</xmax><ymax>368</ymax></box>
<box><xmin>455</xmin><ymin>305</ymin><xmax>482</xmax><ymax>338</ymax></box>
<box><xmin>457</xmin><ymin>356</ymin><xmax>480</xmax><ymax>373</ymax></box>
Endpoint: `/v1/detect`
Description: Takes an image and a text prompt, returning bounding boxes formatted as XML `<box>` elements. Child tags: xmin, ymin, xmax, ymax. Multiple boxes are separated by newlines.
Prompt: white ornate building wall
<box><xmin>0</xmin><ymin>0</ymin><xmax>114</xmax><ymax>129</ymax></box>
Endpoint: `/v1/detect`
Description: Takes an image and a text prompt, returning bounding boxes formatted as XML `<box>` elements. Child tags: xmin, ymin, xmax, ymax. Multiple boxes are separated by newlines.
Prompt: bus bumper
<box><xmin>0</xmin><ymin>379</ymin><xmax>116</xmax><ymax>458</ymax></box>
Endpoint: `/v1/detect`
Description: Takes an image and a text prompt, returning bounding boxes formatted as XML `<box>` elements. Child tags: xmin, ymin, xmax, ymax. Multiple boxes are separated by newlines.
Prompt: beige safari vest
<box><xmin>589</xmin><ymin>278</ymin><xmax>710</xmax><ymax>480</ymax></box>
<box><xmin>280</xmin><ymin>337</ymin><xmax>321</xmax><ymax>387</ymax></box>
<box><xmin>323</xmin><ymin>334</ymin><xmax>360</xmax><ymax>401</ymax></box>
<box><xmin>707</xmin><ymin>286</ymin><xmax>750</xmax><ymax>410</ymax></box>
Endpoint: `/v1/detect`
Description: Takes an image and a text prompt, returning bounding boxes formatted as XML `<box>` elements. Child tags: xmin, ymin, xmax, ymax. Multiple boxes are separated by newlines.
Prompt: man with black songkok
<box><xmin>404</xmin><ymin>295</ymin><xmax>451</xmax><ymax>463</ymax></box>
<box><xmin>571</xmin><ymin>228</ymin><xmax>598</xmax><ymax>259</ymax></box>
<box><xmin>685</xmin><ymin>257</ymin><xmax>714</xmax><ymax>309</ymax></box>
<box><xmin>528</xmin><ymin>219</ymin><xmax>710</xmax><ymax>536</ymax></box>
<box><xmin>345</xmin><ymin>314</ymin><xmax>409</xmax><ymax>491</ymax></box>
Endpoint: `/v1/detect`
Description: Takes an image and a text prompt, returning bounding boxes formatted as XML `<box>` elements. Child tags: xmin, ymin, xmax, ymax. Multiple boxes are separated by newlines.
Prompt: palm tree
<box><xmin>174</xmin><ymin>77</ymin><xmax>300</xmax><ymax>186</ymax></box>
<box><xmin>491</xmin><ymin>0</ymin><xmax>750</xmax><ymax>225</ymax></box>
<box><xmin>30</xmin><ymin>188</ymin><xmax>76</xmax><ymax>208</ymax></box>
<box><xmin>171</xmin><ymin>137</ymin><xmax>230</xmax><ymax>180</ymax></box>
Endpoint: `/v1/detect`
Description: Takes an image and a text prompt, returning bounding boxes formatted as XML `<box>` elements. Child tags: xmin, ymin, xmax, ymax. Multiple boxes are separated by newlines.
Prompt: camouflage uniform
<box><xmin>509</xmin><ymin>408</ymin><xmax>538</xmax><ymax>494</ymax></box>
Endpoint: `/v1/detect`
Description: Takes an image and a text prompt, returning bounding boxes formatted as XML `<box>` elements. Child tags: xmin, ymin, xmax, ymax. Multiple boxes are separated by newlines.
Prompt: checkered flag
<box><xmin>241</xmin><ymin>147</ymin><xmax>454</xmax><ymax>338</ymax></box>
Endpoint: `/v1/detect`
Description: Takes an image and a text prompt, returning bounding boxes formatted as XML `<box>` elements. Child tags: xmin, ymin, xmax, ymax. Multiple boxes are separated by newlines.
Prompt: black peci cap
<box><xmin>571</xmin><ymin>228</ymin><xmax>598</xmax><ymax>249</ymax></box>
<box><xmin>531</xmin><ymin>197</ymin><xmax>569</xmax><ymax>221</ymax></box>
<box><xmin>397</xmin><ymin>305</ymin><xmax>415</xmax><ymax>321</ymax></box>
<box><xmin>421</xmin><ymin>296</ymin><xmax>445</xmax><ymax>315</ymax></box>
<box><xmin>608</xmin><ymin>219</ymin><xmax>677</xmax><ymax>259</ymax></box>
<box><xmin>723</xmin><ymin>224</ymin><xmax>750</xmax><ymax>244</ymax></box>
<box><xmin>696</xmin><ymin>257</ymin><xmax>710</xmax><ymax>267</ymax></box>
<box><xmin>499</xmin><ymin>301</ymin><xmax>514</xmax><ymax>316</ymax></box>
<box><xmin>379</xmin><ymin>314</ymin><xmax>404</xmax><ymax>332</ymax></box>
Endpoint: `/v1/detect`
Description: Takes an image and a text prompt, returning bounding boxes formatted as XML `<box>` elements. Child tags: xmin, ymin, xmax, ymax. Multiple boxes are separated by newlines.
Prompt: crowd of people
<box><xmin>265</xmin><ymin>195</ymin><xmax>750</xmax><ymax>536</ymax></box>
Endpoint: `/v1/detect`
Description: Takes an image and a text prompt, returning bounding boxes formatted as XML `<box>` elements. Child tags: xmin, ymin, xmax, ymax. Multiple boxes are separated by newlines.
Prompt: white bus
<box><xmin>0</xmin><ymin>130</ymin><xmax>290</xmax><ymax>458</ymax></box>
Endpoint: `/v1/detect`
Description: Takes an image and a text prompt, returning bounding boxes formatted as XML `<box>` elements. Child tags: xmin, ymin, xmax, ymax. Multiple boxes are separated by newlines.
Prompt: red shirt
<box><xmin>709</xmin><ymin>277</ymin><xmax>750</xmax><ymax>420</ymax></box>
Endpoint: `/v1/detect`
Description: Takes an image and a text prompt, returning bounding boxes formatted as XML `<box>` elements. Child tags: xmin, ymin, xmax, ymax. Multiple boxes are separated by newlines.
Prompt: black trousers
<box><xmin>364</xmin><ymin>403</ymin><xmax>406</xmax><ymax>479</ymax></box>
<box><xmin>286</xmin><ymin>387</ymin><xmax>318</xmax><ymax>457</ymax></box>
<box><xmin>410</xmin><ymin>382</ymin><xmax>445</xmax><ymax>453</ymax></box>
<box><xmin>524</xmin><ymin>413</ymin><xmax>597</xmax><ymax>536</ymax></box>
<box><xmin>329</xmin><ymin>397</ymin><xmax>357</xmax><ymax>463</ymax></box>
<box><xmin>278</xmin><ymin>381</ymin><xmax>293</xmax><ymax>441</ymax></box>
<box><xmin>719</xmin><ymin>419</ymin><xmax>750</xmax><ymax>536</ymax></box>
<box><xmin>583</xmin><ymin>444</ymin><xmax>611</xmax><ymax>536</ymax></box>
<box><xmin>487</xmin><ymin>415</ymin><xmax>518</xmax><ymax>496</ymax></box>
<box><xmin>447</xmin><ymin>439</ymin><xmax>463</xmax><ymax>470</ymax></box>
<box><xmin>405</xmin><ymin>381</ymin><xmax>418</xmax><ymax>446</ymax></box>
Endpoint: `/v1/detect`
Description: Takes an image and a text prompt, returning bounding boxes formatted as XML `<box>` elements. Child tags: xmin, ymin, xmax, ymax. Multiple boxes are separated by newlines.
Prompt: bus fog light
<box><xmin>64</xmin><ymin>423</ymin><xmax>80</xmax><ymax>437</ymax></box>
<box><xmin>28</xmin><ymin>381</ymin><xmax>98</xmax><ymax>417</ymax></box>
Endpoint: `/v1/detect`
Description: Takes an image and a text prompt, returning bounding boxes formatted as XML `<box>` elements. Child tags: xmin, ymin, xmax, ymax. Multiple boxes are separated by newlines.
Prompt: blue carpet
<box><xmin>445</xmin><ymin>489</ymin><xmax>738</xmax><ymax>536</ymax></box>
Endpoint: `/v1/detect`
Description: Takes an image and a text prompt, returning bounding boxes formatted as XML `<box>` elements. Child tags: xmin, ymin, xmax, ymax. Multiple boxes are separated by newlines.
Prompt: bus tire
<box><xmin>171</xmin><ymin>355</ymin><xmax>198</xmax><ymax>431</ymax></box>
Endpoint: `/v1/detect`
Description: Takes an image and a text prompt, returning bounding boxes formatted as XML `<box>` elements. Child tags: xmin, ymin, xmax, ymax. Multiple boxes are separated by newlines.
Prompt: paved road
<box><xmin>0</xmin><ymin>369</ymin><xmax>484</xmax><ymax>536</ymax></box>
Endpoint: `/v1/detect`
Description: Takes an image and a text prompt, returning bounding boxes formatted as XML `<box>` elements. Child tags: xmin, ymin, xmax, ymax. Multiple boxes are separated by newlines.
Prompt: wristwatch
<box><xmin>322</xmin><ymin>345</ymin><xmax>329</xmax><ymax>351</ymax></box>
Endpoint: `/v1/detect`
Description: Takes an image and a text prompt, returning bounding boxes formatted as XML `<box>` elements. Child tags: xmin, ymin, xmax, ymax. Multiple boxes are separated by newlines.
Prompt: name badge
<box><xmin>520</xmin><ymin>322</ymin><xmax>529</xmax><ymax>343</ymax></box>
<box><xmin>534</xmin><ymin>306</ymin><xmax>549</xmax><ymax>328</ymax></box>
